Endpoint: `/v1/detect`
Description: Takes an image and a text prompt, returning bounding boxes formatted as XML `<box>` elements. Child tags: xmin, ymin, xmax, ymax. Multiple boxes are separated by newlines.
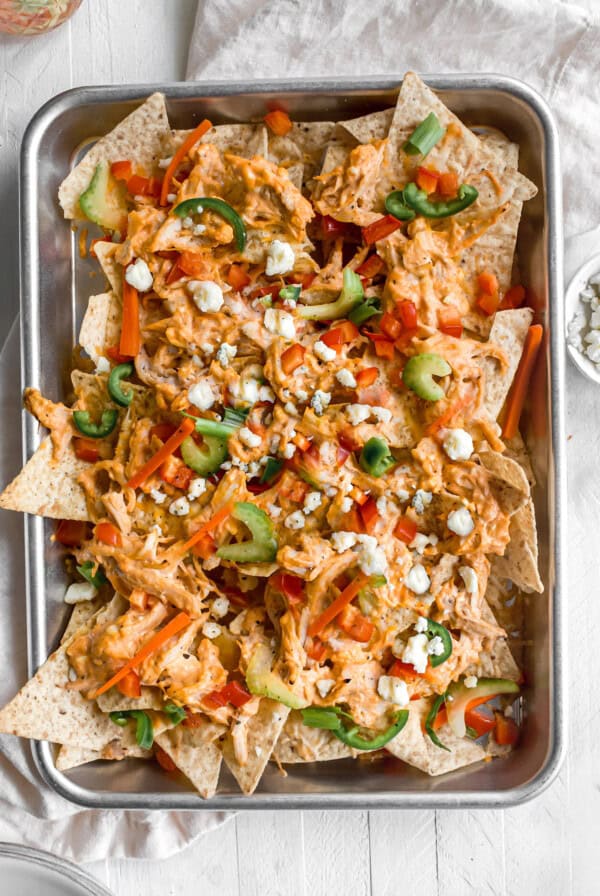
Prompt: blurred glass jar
<box><xmin>0</xmin><ymin>0</ymin><xmax>82</xmax><ymax>34</ymax></box>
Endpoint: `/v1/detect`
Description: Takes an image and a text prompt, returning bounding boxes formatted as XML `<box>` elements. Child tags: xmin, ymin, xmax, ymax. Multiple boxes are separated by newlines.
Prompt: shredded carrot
<box><xmin>181</xmin><ymin>501</ymin><xmax>234</xmax><ymax>554</ymax></box>
<box><xmin>126</xmin><ymin>417</ymin><xmax>195</xmax><ymax>490</ymax></box>
<box><xmin>425</xmin><ymin>396</ymin><xmax>468</xmax><ymax>436</ymax></box>
<box><xmin>501</xmin><ymin>324</ymin><xmax>543</xmax><ymax>439</ymax></box>
<box><xmin>308</xmin><ymin>571</ymin><xmax>369</xmax><ymax>638</ymax></box>
<box><xmin>160</xmin><ymin>118</ymin><xmax>212</xmax><ymax>206</ymax></box>
<box><xmin>119</xmin><ymin>278</ymin><xmax>140</xmax><ymax>358</ymax></box>
<box><xmin>93</xmin><ymin>611</ymin><xmax>191</xmax><ymax>697</ymax></box>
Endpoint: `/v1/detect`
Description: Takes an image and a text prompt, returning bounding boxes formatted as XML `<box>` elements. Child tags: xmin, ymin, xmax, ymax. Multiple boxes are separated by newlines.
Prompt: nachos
<box><xmin>0</xmin><ymin>73</ymin><xmax>543</xmax><ymax>797</ymax></box>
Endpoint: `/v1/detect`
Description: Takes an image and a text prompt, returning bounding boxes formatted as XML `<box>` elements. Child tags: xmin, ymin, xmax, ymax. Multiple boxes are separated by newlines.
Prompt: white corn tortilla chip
<box><xmin>492</xmin><ymin>498</ymin><xmax>543</xmax><ymax>593</ymax></box>
<box><xmin>92</xmin><ymin>241</ymin><xmax>122</xmax><ymax>295</ymax></box>
<box><xmin>386</xmin><ymin>699</ymin><xmax>486</xmax><ymax>776</ymax></box>
<box><xmin>173</xmin><ymin>122</ymin><xmax>269</xmax><ymax>160</ymax></box>
<box><xmin>78</xmin><ymin>291</ymin><xmax>121</xmax><ymax>364</ymax></box>
<box><xmin>221</xmin><ymin>698</ymin><xmax>290</xmax><ymax>795</ymax></box>
<box><xmin>0</xmin><ymin>438</ymin><xmax>90</xmax><ymax>520</ymax></box>
<box><xmin>272</xmin><ymin>711</ymin><xmax>353</xmax><ymax>764</ymax></box>
<box><xmin>478</xmin><ymin>449</ymin><xmax>530</xmax><ymax>516</ymax></box>
<box><xmin>155</xmin><ymin>721</ymin><xmax>225</xmax><ymax>799</ymax></box>
<box><xmin>59</xmin><ymin>93</ymin><xmax>173</xmax><ymax>220</ymax></box>
<box><xmin>482</xmin><ymin>308</ymin><xmax>534</xmax><ymax>421</ymax></box>
<box><xmin>340</xmin><ymin>107</ymin><xmax>394</xmax><ymax>144</ymax></box>
<box><xmin>96</xmin><ymin>687</ymin><xmax>164</xmax><ymax>714</ymax></box>
<box><xmin>60</xmin><ymin>598</ymin><xmax>104</xmax><ymax>645</ymax></box>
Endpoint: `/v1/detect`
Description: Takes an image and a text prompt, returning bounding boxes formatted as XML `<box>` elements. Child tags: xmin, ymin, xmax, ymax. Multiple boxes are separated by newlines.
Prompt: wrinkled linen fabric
<box><xmin>0</xmin><ymin>0</ymin><xmax>597</xmax><ymax>863</ymax></box>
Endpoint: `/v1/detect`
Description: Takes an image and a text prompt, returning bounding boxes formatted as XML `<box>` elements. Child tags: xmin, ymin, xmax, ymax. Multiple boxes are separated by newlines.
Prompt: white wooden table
<box><xmin>1</xmin><ymin>3</ymin><xmax>598</xmax><ymax>893</ymax></box>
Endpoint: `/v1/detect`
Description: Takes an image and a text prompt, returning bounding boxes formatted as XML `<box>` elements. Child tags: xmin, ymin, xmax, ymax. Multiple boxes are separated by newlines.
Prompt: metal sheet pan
<box><xmin>19</xmin><ymin>75</ymin><xmax>566</xmax><ymax>809</ymax></box>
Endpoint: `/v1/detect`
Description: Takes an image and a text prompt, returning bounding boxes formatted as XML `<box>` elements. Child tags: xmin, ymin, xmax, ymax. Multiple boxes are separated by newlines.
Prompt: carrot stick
<box><xmin>93</xmin><ymin>611</ymin><xmax>191</xmax><ymax>697</ymax></box>
<box><xmin>501</xmin><ymin>324</ymin><xmax>543</xmax><ymax>439</ymax></box>
<box><xmin>307</xmin><ymin>571</ymin><xmax>370</xmax><ymax>639</ymax></box>
<box><xmin>126</xmin><ymin>417</ymin><xmax>195</xmax><ymax>490</ymax></box>
<box><xmin>160</xmin><ymin>118</ymin><xmax>212</xmax><ymax>206</ymax></box>
<box><xmin>180</xmin><ymin>501</ymin><xmax>234</xmax><ymax>553</ymax></box>
<box><xmin>119</xmin><ymin>279</ymin><xmax>141</xmax><ymax>357</ymax></box>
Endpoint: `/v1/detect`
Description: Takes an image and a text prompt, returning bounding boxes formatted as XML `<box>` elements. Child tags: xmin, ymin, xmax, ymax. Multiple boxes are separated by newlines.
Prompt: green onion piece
<box><xmin>173</xmin><ymin>197</ymin><xmax>246</xmax><ymax>252</ymax></box>
<box><xmin>403</xmin><ymin>112</ymin><xmax>446</xmax><ymax>157</ymax></box>
<box><xmin>73</xmin><ymin>409</ymin><xmax>118</xmax><ymax>439</ymax></box>
<box><xmin>260</xmin><ymin>457</ymin><xmax>283</xmax><ymax>484</ymax></box>
<box><xmin>426</xmin><ymin>619</ymin><xmax>453</xmax><ymax>668</ymax></box>
<box><xmin>183</xmin><ymin>406</ymin><xmax>248</xmax><ymax>441</ymax></box>
<box><xmin>163</xmin><ymin>703</ymin><xmax>187</xmax><ymax>726</ymax></box>
<box><xmin>348</xmin><ymin>295</ymin><xmax>381</xmax><ymax>326</ymax></box>
<box><xmin>425</xmin><ymin>693</ymin><xmax>451</xmax><ymax>752</ymax></box>
<box><xmin>107</xmin><ymin>362</ymin><xmax>134</xmax><ymax>408</ymax></box>
<box><xmin>301</xmin><ymin>706</ymin><xmax>343</xmax><ymax>731</ymax></box>
<box><xmin>279</xmin><ymin>285</ymin><xmax>301</xmax><ymax>302</ymax></box>
<box><xmin>109</xmin><ymin>711</ymin><xmax>130</xmax><ymax>728</ymax></box>
<box><xmin>369</xmin><ymin>574</ymin><xmax>387</xmax><ymax>589</ymax></box>
<box><xmin>76</xmin><ymin>560</ymin><xmax>108</xmax><ymax>589</ymax></box>
<box><xmin>359</xmin><ymin>437</ymin><xmax>396</xmax><ymax>478</ymax></box>
<box><xmin>132</xmin><ymin>710</ymin><xmax>154</xmax><ymax>750</ymax></box>
<box><xmin>384</xmin><ymin>190</ymin><xmax>416</xmax><ymax>221</ymax></box>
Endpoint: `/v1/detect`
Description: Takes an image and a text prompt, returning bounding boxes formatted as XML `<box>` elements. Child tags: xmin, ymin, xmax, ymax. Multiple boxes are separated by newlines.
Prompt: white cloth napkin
<box><xmin>1</xmin><ymin>0</ymin><xmax>598</xmax><ymax>864</ymax></box>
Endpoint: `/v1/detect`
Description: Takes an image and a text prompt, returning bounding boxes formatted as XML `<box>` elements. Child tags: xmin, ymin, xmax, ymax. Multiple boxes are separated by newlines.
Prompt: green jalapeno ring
<box><xmin>173</xmin><ymin>197</ymin><xmax>247</xmax><ymax>252</ymax></box>
<box><xmin>384</xmin><ymin>190</ymin><xmax>416</xmax><ymax>222</ymax></box>
<box><xmin>109</xmin><ymin>710</ymin><xmax>154</xmax><ymax>750</ymax></box>
<box><xmin>108</xmin><ymin>362</ymin><xmax>134</xmax><ymax>407</ymax></box>
<box><xmin>402</xmin><ymin>181</ymin><xmax>479</xmax><ymax>219</ymax></box>
<box><xmin>425</xmin><ymin>692</ymin><xmax>451</xmax><ymax>752</ymax></box>
<box><xmin>73</xmin><ymin>408</ymin><xmax>119</xmax><ymax>439</ymax></box>
<box><xmin>426</xmin><ymin>619</ymin><xmax>453</xmax><ymax>668</ymax></box>
<box><xmin>300</xmin><ymin>705</ymin><xmax>408</xmax><ymax>750</ymax></box>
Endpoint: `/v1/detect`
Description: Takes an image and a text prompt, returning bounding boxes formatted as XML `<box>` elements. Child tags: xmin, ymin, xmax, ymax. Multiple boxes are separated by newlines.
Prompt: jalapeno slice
<box><xmin>173</xmin><ymin>197</ymin><xmax>246</xmax><ymax>252</ymax></box>
<box><xmin>108</xmin><ymin>362</ymin><xmax>134</xmax><ymax>407</ymax></box>
<box><xmin>301</xmin><ymin>705</ymin><xmax>409</xmax><ymax>750</ymax></box>
<box><xmin>402</xmin><ymin>181</ymin><xmax>478</xmax><ymax>219</ymax></box>
<box><xmin>402</xmin><ymin>352</ymin><xmax>452</xmax><ymax>401</ymax></box>
<box><xmin>73</xmin><ymin>409</ymin><xmax>119</xmax><ymax>439</ymax></box>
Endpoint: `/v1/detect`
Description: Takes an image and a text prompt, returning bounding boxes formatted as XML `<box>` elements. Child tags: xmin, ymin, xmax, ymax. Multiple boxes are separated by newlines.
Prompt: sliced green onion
<box><xmin>403</xmin><ymin>112</ymin><xmax>446</xmax><ymax>157</ymax></box>
<box><xmin>109</xmin><ymin>711</ymin><xmax>129</xmax><ymax>728</ymax></box>
<box><xmin>260</xmin><ymin>456</ymin><xmax>283</xmax><ymax>484</ymax></box>
<box><xmin>301</xmin><ymin>706</ymin><xmax>343</xmax><ymax>731</ymax></box>
<box><xmin>183</xmin><ymin>406</ymin><xmax>248</xmax><ymax>441</ymax></box>
<box><xmin>109</xmin><ymin>709</ymin><xmax>154</xmax><ymax>749</ymax></box>
<box><xmin>425</xmin><ymin>693</ymin><xmax>450</xmax><ymax>752</ymax></box>
<box><xmin>348</xmin><ymin>295</ymin><xmax>381</xmax><ymax>326</ymax></box>
<box><xmin>164</xmin><ymin>703</ymin><xmax>187</xmax><ymax>726</ymax></box>
<box><xmin>279</xmin><ymin>285</ymin><xmax>301</xmax><ymax>302</ymax></box>
<box><xmin>76</xmin><ymin>560</ymin><xmax>108</xmax><ymax>589</ymax></box>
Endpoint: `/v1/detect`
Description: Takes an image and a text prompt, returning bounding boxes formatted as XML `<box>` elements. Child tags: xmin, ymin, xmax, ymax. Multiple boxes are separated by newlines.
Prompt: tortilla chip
<box><xmin>93</xmin><ymin>242</ymin><xmax>123</xmax><ymax>295</ymax></box>
<box><xmin>492</xmin><ymin>498</ymin><xmax>543</xmax><ymax>593</ymax></box>
<box><xmin>59</xmin><ymin>93</ymin><xmax>173</xmax><ymax>220</ymax></box>
<box><xmin>155</xmin><ymin>721</ymin><xmax>225</xmax><ymax>799</ymax></box>
<box><xmin>96</xmin><ymin>687</ymin><xmax>164</xmax><ymax>713</ymax></box>
<box><xmin>340</xmin><ymin>108</ymin><xmax>394</xmax><ymax>144</ymax></box>
<box><xmin>318</xmin><ymin>125</ymin><xmax>359</xmax><ymax>175</ymax></box>
<box><xmin>173</xmin><ymin>122</ymin><xmax>269</xmax><ymax>160</ymax></box>
<box><xmin>478</xmin><ymin>449</ymin><xmax>530</xmax><ymax>515</ymax></box>
<box><xmin>55</xmin><ymin>736</ymin><xmax>151</xmax><ymax>771</ymax></box>
<box><xmin>272</xmin><ymin>710</ymin><xmax>353</xmax><ymax>764</ymax></box>
<box><xmin>78</xmin><ymin>291</ymin><xmax>121</xmax><ymax>363</ymax></box>
<box><xmin>470</xmin><ymin>600</ymin><xmax>521</xmax><ymax>681</ymax></box>
<box><xmin>267</xmin><ymin>121</ymin><xmax>336</xmax><ymax>189</ymax></box>
<box><xmin>0</xmin><ymin>438</ymin><xmax>90</xmax><ymax>520</ymax></box>
<box><xmin>285</xmin><ymin>163</ymin><xmax>304</xmax><ymax>191</ymax></box>
<box><xmin>221</xmin><ymin>698</ymin><xmax>290</xmax><ymax>795</ymax></box>
<box><xmin>482</xmin><ymin>308</ymin><xmax>534</xmax><ymax>421</ymax></box>
<box><xmin>504</xmin><ymin>432</ymin><xmax>535</xmax><ymax>487</ymax></box>
<box><xmin>60</xmin><ymin>598</ymin><xmax>104</xmax><ymax>645</ymax></box>
<box><xmin>386</xmin><ymin>699</ymin><xmax>486</xmax><ymax>776</ymax></box>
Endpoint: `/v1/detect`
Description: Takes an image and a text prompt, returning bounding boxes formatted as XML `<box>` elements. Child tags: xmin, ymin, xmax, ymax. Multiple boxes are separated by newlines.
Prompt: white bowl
<box><xmin>0</xmin><ymin>843</ymin><xmax>113</xmax><ymax>896</ymax></box>
<box><xmin>565</xmin><ymin>251</ymin><xmax>600</xmax><ymax>384</ymax></box>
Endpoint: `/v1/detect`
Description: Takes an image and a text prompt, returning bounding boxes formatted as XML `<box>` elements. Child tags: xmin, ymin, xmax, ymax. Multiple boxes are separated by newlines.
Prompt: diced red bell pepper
<box><xmin>150</xmin><ymin>423</ymin><xmax>178</xmax><ymax>443</ymax></box>
<box><xmin>110</xmin><ymin>160</ymin><xmax>132</xmax><ymax>182</ymax></box>
<box><xmin>73</xmin><ymin>437</ymin><xmax>100</xmax><ymax>463</ymax></box>
<box><xmin>356</xmin><ymin>254</ymin><xmax>385</xmax><ymax>279</ymax></box>
<box><xmin>264</xmin><ymin>109</ymin><xmax>293</xmax><ymax>136</ymax></box>
<box><xmin>166</xmin><ymin>257</ymin><xmax>186</xmax><ymax>285</ymax></box>
<box><xmin>281</xmin><ymin>342</ymin><xmax>306</xmax><ymax>374</ymax></box>
<box><xmin>336</xmin><ymin>444</ymin><xmax>351</xmax><ymax>467</ymax></box>
<box><xmin>359</xmin><ymin>496</ymin><xmax>379</xmax><ymax>534</ymax></box>
<box><xmin>389</xmin><ymin>659</ymin><xmax>421</xmax><ymax>681</ymax></box>
<box><xmin>362</xmin><ymin>215</ymin><xmax>402</xmax><ymax>246</ymax></box>
<box><xmin>494</xmin><ymin>713</ymin><xmax>519</xmax><ymax>746</ymax></box>
<box><xmin>438</xmin><ymin>306</ymin><xmax>463</xmax><ymax>338</ymax></box>
<box><xmin>393</xmin><ymin>516</ymin><xmax>417</xmax><ymax>544</ymax></box>
<box><xmin>394</xmin><ymin>329</ymin><xmax>418</xmax><ymax>352</ymax></box>
<box><xmin>465</xmin><ymin>706</ymin><xmax>496</xmax><ymax>737</ymax></box>
<box><xmin>477</xmin><ymin>271</ymin><xmax>499</xmax><ymax>296</ymax></box>
<box><xmin>155</xmin><ymin>744</ymin><xmax>177</xmax><ymax>772</ymax></box>
<box><xmin>379</xmin><ymin>312</ymin><xmax>402</xmax><ymax>341</ymax></box>
<box><xmin>117</xmin><ymin>669</ymin><xmax>141</xmax><ymax>698</ymax></box>
<box><xmin>356</xmin><ymin>366</ymin><xmax>378</xmax><ymax>389</ymax></box>
<box><xmin>227</xmin><ymin>263</ymin><xmax>251</xmax><ymax>291</ymax></box>
<box><xmin>318</xmin><ymin>215</ymin><xmax>352</xmax><ymax>239</ymax></box>
<box><xmin>160</xmin><ymin>454</ymin><xmax>194</xmax><ymax>491</ymax></box>
<box><xmin>270</xmin><ymin>571</ymin><xmax>305</xmax><ymax>604</ymax></box>
<box><xmin>321</xmin><ymin>320</ymin><xmax>360</xmax><ymax>350</ymax></box>
<box><xmin>338</xmin><ymin>429</ymin><xmax>361</xmax><ymax>452</ymax></box>
<box><xmin>127</xmin><ymin>174</ymin><xmax>162</xmax><ymax>199</ymax></box>
<box><xmin>106</xmin><ymin>345</ymin><xmax>132</xmax><ymax>364</ymax></box>
<box><xmin>55</xmin><ymin>519</ymin><xmax>89</xmax><ymax>547</ymax></box>
<box><xmin>415</xmin><ymin>166</ymin><xmax>439</xmax><ymax>194</ymax></box>
<box><xmin>397</xmin><ymin>300</ymin><xmax>418</xmax><ymax>330</ymax></box>
<box><xmin>337</xmin><ymin>604</ymin><xmax>375</xmax><ymax>643</ymax></box>
<box><xmin>477</xmin><ymin>291</ymin><xmax>500</xmax><ymax>316</ymax></box>
<box><xmin>500</xmin><ymin>284</ymin><xmax>526</xmax><ymax>310</ymax></box>
<box><xmin>178</xmin><ymin>251</ymin><xmax>209</xmax><ymax>278</ymax></box>
<box><xmin>438</xmin><ymin>171</ymin><xmax>459</xmax><ymax>198</ymax></box>
<box><xmin>95</xmin><ymin>521</ymin><xmax>122</xmax><ymax>547</ymax></box>
<box><xmin>207</xmin><ymin>680</ymin><xmax>252</xmax><ymax>709</ymax></box>
<box><xmin>373</xmin><ymin>339</ymin><xmax>395</xmax><ymax>360</ymax></box>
